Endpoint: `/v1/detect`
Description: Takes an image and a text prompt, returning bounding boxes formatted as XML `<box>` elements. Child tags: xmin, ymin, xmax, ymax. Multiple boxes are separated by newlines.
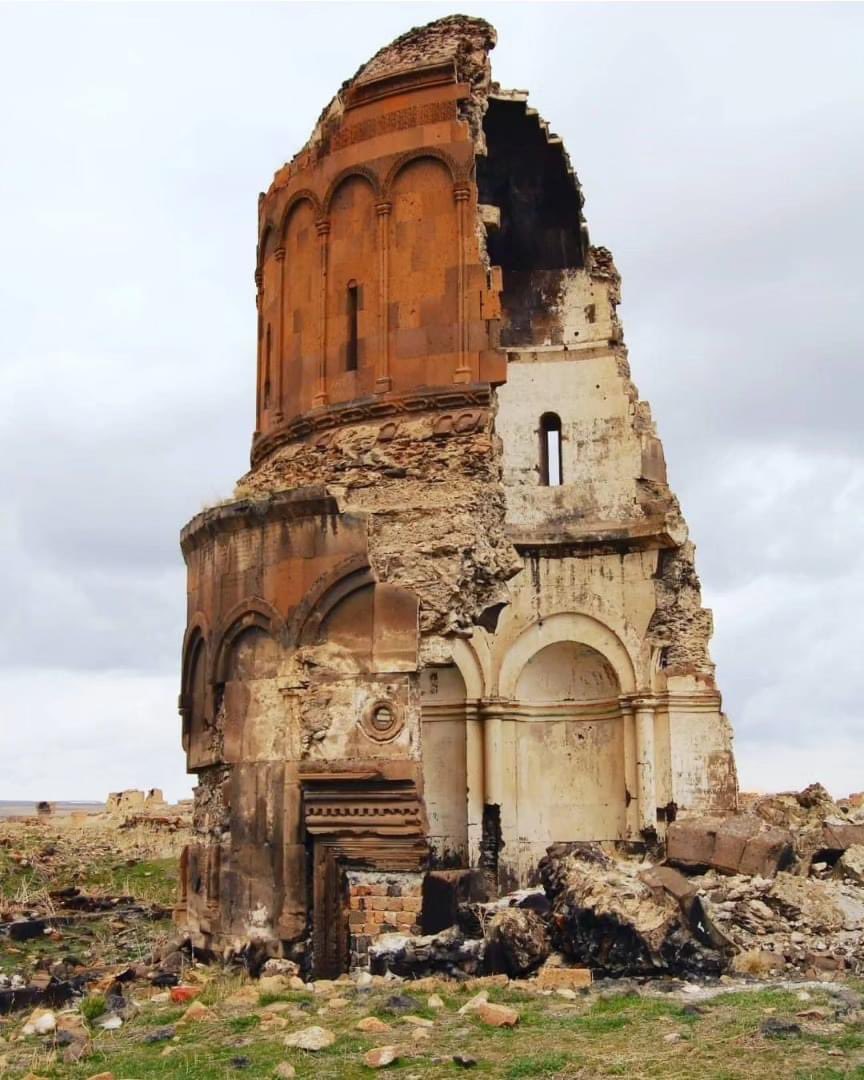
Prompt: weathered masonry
<box><xmin>177</xmin><ymin>15</ymin><xmax>737</xmax><ymax>973</ymax></box>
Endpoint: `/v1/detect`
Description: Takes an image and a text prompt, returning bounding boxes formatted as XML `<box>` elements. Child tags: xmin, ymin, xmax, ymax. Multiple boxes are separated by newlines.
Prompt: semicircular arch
<box><xmin>498</xmin><ymin>612</ymin><xmax>637</xmax><ymax>699</ymax></box>
<box><xmin>322</xmin><ymin>166</ymin><xmax>381</xmax><ymax>216</ymax></box>
<box><xmin>211</xmin><ymin>597</ymin><xmax>286</xmax><ymax>683</ymax></box>
<box><xmin>382</xmin><ymin>149</ymin><xmax>461</xmax><ymax>199</ymax></box>
<box><xmin>277</xmin><ymin>188</ymin><xmax>323</xmax><ymax>240</ymax></box>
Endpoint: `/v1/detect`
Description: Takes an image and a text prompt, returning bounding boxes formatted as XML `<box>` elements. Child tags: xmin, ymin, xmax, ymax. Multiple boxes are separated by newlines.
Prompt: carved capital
<box><xmin>375</xmin><ymin>201</ymin><xmax>392</xmax><ymax>218</ymax></box>
<box><xmin>315</xmin><ymin>219</ymin><xmax>331</xmax><ymax>237</ymax></box>
<box><xmin>453</xmin><ymin>183</ymin><xmax>471</xmax><ymax>203</ymax></box>
<box><xmin>273</xmin><ymin>246</ymin><xmax>286</xmax><ymax>262</ymax></box>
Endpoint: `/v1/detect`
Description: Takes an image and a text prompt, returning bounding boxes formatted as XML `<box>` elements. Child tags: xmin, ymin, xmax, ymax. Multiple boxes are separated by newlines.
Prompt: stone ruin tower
<box><xmin>177</xmin><ymin>16</ymin><xmax>737</xmax><ymax>974</ymax></box>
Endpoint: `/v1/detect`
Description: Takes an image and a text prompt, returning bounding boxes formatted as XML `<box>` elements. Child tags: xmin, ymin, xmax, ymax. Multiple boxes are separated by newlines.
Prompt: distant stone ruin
<box><xmin>177</xmin><ymin>15</ymin><xmax>737</xmax><ymax>976</ymax></box>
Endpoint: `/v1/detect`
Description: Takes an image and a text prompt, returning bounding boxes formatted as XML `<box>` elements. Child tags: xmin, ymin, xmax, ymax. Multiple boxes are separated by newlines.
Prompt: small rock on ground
<box><xmin>357</xmin><ymin>1016</ymin><xmax>392</xmax><ymax>1033</ymax></box>
<box><xmin>284</xmin><ymin>1025</ymin><xmax>336</xmax><ymax>1051</ymax></box>
<box><xmin>364</xmin><ymin>1045</ymin><xmax>399</xmax><ymax>1069</ymax></box>
<box><xmin>477</xmin><ymin>1001</ymin><xmax>519</xmax><ymax>1028</ymax></box>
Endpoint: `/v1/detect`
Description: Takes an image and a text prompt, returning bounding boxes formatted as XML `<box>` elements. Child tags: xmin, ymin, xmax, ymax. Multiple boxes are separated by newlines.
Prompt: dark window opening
<box><xmin>263</xmin><ymin>323</ymin><xmax>272</xmax><ymax>407</ymax></box>
<box><xmin>540</xmin><ymin>412</ymin><xmax>563</xmax><ymax>487</ymax></box>
<box><xmin>346</xmin><ymin>281</ymin><xmax>359</xmax><ymax>372</ymax></box>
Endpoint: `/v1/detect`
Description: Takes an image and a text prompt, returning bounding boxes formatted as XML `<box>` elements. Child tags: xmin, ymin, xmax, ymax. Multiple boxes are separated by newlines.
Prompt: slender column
<box><xmin>273</xmin><ymin>248</ymin><xmax>285</xmax><ymax>422</ymax></box>
<box><xmin>633</xmin><ymin>699</ymin><xmax>657</xmax><ymax>835</ymax></box>
<box><xmin>465</xmin><ymin>701</ymin><xmax>484</xmax><ymax>867</ymax></box>
<box><xmin>482</xmin><ymin>705</ymin><xmax>502</xmax><ymax>810</ymax></box>
<box><xmin>375</xmin><ymin>201</ymin><xmax>392</xmax><ymax>393</ymax></box>
<box><xmin>313</xmin><ymin>220</ymin><xmax>330</xmax><ymax>408</ymax></box>
<box><xmin>453</xmin><ymin>183</ymin><xmax>471</xmax><ymax>384</ymax></box>
<box><xmin>620</xmin><ymin>700</ymin><xmax>639</xmax><ymax>836</ymax></box>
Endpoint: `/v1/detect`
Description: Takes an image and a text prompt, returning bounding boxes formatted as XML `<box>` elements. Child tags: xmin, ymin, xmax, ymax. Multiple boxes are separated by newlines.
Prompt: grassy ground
<box><xmin>3</xmin><ymin>978</ymin><xmax>863</xmax><ymax>1079</ymax></box>
<box><xmin>1</xmin><ymin>820</ymin><xmax>181</xmax><ymax>979</ymax></box>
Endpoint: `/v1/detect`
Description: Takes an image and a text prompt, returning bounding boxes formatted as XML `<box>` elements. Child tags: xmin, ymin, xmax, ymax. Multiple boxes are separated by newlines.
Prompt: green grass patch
<box><xmin>504</xmin><ymin>1051</ymin><xmax>572</xmax><ymax>1077</ymax></box>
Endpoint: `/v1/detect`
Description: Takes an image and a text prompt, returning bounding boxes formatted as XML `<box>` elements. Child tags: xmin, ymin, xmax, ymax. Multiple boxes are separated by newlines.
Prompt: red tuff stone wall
<box><xmin>253</xmin><ymin>49</ymin><xmax>505</xmax><ymax>460</ymax></box>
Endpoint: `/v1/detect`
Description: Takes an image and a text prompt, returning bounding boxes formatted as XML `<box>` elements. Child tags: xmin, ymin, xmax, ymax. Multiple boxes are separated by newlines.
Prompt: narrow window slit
<box><xmin>346</xmin><ymin>281</ymin><xmax>359</xmax><ymax>372</ymax></box>
<box><xmin>540</xmin><ymin>412</ymin><xmax>563</xmax><ymax>486</ymax></box>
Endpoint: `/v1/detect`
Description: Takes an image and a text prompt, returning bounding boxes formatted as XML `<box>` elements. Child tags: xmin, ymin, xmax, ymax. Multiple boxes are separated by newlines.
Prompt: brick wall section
<box><xmin>346</xmin><ymin>871</ymin><xmax>423</xmax><ymax>970</ymax></box>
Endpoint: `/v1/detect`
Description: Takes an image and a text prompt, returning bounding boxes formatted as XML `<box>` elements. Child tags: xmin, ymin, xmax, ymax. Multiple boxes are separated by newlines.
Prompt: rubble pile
<box><xmin>537</xmin><ymin>843</ymin><xmax>730</xmax><ymax>978</ymax></box>
<box><xmin>368</xmin><ymin>785</ymin><xmax>864</xmax><ymax>983</ymax></box>
<box><xmin>369</xmin><ymin>926</ymin><xmax>485</xmax><ymax>979</ymax></box>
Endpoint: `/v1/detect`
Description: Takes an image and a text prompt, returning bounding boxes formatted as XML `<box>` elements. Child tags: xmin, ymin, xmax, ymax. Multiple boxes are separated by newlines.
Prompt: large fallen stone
<box><xmin>666</xmin><ymin>815</ymin><xmax>795</xmax><ymax>878</ymax></box>
<box><xmin>483</xmin><ymin>907</ymin><xmax>550</xmax><ymax>977</ymax></box>
<box><xmin>540</xmin><ymin>843</ymin><xmax>725</xmax><ymax>978</ymax></box>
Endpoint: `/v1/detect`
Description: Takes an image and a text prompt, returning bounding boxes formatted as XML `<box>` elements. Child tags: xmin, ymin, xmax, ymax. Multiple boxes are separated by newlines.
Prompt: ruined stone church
<box><xmin>177</xmin><ymin>16</ymin><xmax>737</xmax><ymax>974</ymax></box>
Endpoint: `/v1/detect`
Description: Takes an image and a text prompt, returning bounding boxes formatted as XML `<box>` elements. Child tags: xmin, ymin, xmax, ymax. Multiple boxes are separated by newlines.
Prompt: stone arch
<box><xmin>498</xmin><ymin>612</ymin><xmax>637</xmax><ymax>699</ymax></box>
<box><xmin>276</xmin><ymin>189</ymin><xmax>323</xmax><ymax>239</ymax></box>
<box><xmin>382</xmin><ymin>148</ymin><xmax>461</xmax><ymax>198</ymax></box>
<box><xmin>322</xmin><ymin>166</ymin><xmax>381</xmax><ymax>216</ymax></box>
<box><xmin>516</xmin><ymin>642</ymin><xmax>621</xmax><ymax>705</ymax></box>
<box><xmin>288</xmin><ymin>554</ymin><xmax>374</xmax><ymax>647</ymax></box>
<box><xmin>181</xmin><ymin>612</ymin><xmax>210</xmax><ymax>695</ymax></box>
<box><xmin>257</xmin><ymin>221</ymin><xmax>276</xmax><ymax>267</ymax></box>
<box><xmin>180</xmin><ymin>617</ymin><xmax>211</xmax><ymax>763</ymax></box>
<box><xmin>211</xmin><ymin>598</ymin><xmax>286</xmax><ymax>684</ymax></box>
<box><xmin>450</xmin><ymin>637</ymin><xmax>486</xmax><ymax>700</ymax></box>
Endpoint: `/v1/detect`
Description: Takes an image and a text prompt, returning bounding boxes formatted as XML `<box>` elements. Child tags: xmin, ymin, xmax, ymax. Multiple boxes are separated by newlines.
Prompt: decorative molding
<box><xmin>251</xmin><ymin>384</ymin><xmax>493</xmax><ymax>465</ymax></box>
<box><xmin>344</xmin><ymin>60</ymin><xmax>458</xmax><ymax>110</ymax></box>
<box><xmin>359</xmin><ymin>698</ymin><xmax>405</xmax><ymax>743</ymax></box>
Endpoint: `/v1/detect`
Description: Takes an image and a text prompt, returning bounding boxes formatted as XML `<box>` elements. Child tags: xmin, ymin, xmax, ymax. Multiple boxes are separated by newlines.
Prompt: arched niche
<box><xmin>220</xmin><ymin>625</ymin><xmax>283</xmax><ymax>764</ymax></box>
<box><xmin>501</xmin><ymin>614</ymin><xmax>633</xmax><ymax>854</ymax></box>
<box><xmin>223</xmin><ymin>626</ymin><xmax>281</xmax><ymax>682</ymax></box>
<box><xmin>516</xmin><ymin>641</ymin><xmax>620</xmax><ymax>704</ymax></box>
<box><xmin>316</xmin><ymin>581</ymin><xmax>418</xmax><ymax>674</ymax></box>
<box><xmin>281</xmin><ymin>196</ymin><xmax>320</xmax><ymax>418</ymax></box>
<box><xmin>499</xmin><ymin>611</ymin><xmax>637</xmax><ymax>699</ymax></box>
<box><xmin>420</xmin><ymin>664</ymin><xmax>468</xmax><ymax>866</ymax></box>
<box><xmin>388</xmin><ymin>157</ymin><xmax>458</xmax><ymax>385</ymax></box>
<box><xmin>326</xmin><ymin>174</ymin><xmax>379</xmax><ymax>399</ymax></box>
<box><xmin>183</xmin><ymin>634</ymin><xmax>210</xmax><ymax>763</ymax></box>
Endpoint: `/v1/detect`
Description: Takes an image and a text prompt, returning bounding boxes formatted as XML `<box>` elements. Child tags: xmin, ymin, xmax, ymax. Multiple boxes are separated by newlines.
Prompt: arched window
<box><xmin>540</xmin><ymin>412</ymin><xmax>563</xmax><ymax>486</ymax></box>
<box><xmin>346</xmin><ymin>281</ymin><xmax>359</xmax><ymax>371</ymax></box>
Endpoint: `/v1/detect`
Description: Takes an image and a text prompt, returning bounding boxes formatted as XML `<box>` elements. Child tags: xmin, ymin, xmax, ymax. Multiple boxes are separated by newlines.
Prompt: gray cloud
<box><xmin>0</xmin><ymin>2</ymin><xmax>861</xmax><ymax>800</ymax></box>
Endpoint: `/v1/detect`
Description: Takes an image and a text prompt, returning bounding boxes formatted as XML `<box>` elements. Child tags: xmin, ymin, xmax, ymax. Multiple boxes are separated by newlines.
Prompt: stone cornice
<box><xmin>250</xmin><ymin>383</ymin><xmax>494</xmax><ymax>466</ymax></box>
<box><xmin>180</xmin><ymin>487</ymin><xmax>344</xmax><ymax>557</ymax></box>
<box><xmin>508</xmin><ymin>515</ymin><xmax>679</xmax><ymax>556</ymax></box>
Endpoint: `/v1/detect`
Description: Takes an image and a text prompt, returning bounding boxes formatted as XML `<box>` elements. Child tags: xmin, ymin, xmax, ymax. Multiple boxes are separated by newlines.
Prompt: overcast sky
<box><xmin>1</xmin><ymin>2</ymin><xmax>861</xmax><ymax>803</ymax></box>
